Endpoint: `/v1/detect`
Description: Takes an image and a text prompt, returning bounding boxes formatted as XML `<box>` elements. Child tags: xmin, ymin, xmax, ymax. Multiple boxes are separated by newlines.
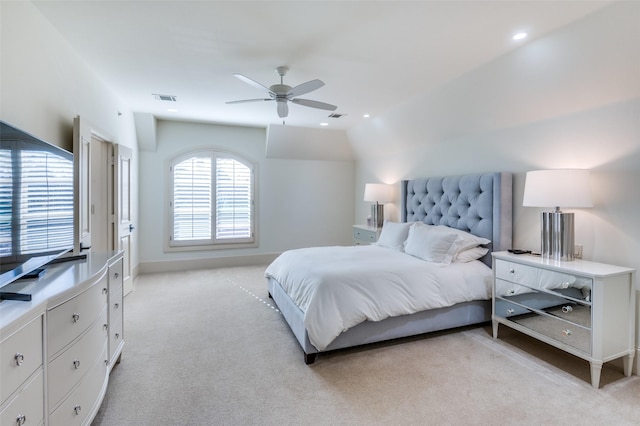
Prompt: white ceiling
<box><xmin>32</xmin><ymin>0</ymin><xmax>613</xmax><ymax>131</ymax></box>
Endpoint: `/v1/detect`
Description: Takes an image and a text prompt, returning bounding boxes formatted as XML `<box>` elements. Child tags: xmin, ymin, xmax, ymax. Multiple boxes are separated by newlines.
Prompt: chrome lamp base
<box><xmin>540</xmin><ymin>211</ymin><xmax>575</xmax><ymax>261</ymax></box>
<box><xmin>371</xmin><ymin>203</ymin><xmax>384</xmax><ymax>228</ymax></box>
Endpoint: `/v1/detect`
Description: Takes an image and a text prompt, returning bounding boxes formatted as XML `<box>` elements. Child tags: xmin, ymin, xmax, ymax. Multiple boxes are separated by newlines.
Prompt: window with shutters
<box><xmin>168</xmin><ymin>150</ymin><xmax>255</xmax><ymax>249</ymax></box>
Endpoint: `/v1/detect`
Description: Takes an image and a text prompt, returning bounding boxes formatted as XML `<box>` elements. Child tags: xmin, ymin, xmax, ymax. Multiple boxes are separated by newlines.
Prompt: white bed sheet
<box><xmin>265</xmin><ymin>245</ymin><xmax>492</xmax><ymax>351</ymax></box>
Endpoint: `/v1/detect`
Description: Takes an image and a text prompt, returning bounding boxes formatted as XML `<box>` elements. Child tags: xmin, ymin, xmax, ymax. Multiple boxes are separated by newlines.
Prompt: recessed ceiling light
<box><xmin>320</xmin><ymin>122</ymin><xmax>329</xmax><ymax>126</ymax></box>
<box><xmin>363</xmin><ymin>114</ymin><xmax>370</xmax><ymax>118</ymax></box>
<box><xmin>167</xmin><ymin>108</ymin><xmax>178</xmax><ymax>112</ymax></box>
<box><xmin>513</xmin><ymin>32</ymin><xmax>527</xmax><ymax>41</ymax></box>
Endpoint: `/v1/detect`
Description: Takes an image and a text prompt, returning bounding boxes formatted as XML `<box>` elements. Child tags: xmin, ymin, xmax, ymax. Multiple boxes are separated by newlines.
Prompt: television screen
<box><xmin>0</xmin><ymin>121</ymin><xmax>74</xmax><ymax>291</ymax></box>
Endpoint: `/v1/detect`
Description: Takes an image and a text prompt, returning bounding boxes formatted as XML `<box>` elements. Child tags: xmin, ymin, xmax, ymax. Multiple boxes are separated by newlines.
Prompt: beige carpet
<box><xmin>92</xmin><ymin>266</ymin><xmax>640</xmax><ymax>425</ymax></box>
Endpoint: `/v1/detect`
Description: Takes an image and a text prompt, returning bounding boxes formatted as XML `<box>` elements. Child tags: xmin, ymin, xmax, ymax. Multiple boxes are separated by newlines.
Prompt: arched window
<box><xmin>168</xmin><ymin>150</ymin><xmax>255</xmax><ymax>249</ymax></box>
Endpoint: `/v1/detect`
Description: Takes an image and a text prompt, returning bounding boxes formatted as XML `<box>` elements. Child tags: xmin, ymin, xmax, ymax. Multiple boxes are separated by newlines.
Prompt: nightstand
<box><xmin>491</xmin><ymin>251</ymin><xmax>635</xmax><ymax>388</ymax></box>
<box><xmin>352</xmin><ymin>225</ymin><xmax>381</xmax><ymax>245</ymax></box>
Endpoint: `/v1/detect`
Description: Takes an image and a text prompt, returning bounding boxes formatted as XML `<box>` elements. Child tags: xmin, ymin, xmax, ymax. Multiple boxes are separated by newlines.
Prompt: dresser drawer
<box><xmin>47</xmin><ymin>271</ymin><xmax>108</xmax><ymax>357</ymax></box>
<box><xmin>0</xmin><ymin>315</ymin><xmax>43</xmax><ymax>405</ymax></box>
<box><xmin>495</xmin><ymin>259</ymin><xmax>592</xmax><ymax>297</ymax></box>
<box><xmin>109</xmin><ymin>257</ymin><xmax>123</xmax><ymax>290</ymax></box>
<box><xmin>49</xmin><ymin>344</ymin><xmax>108</xmax><ymax>426</ymax></box>
<box><xmin>499</xmin><ymin>298</ymin><xmax>592</xmax><ymax>354</ymax></box>
<box><xmin>0</xmin><ymin>369</ymin><xmax>44</xmax><ymax>426</ymax></box>
<box><xmin>48</xmin><ymin>307</ymin><xmax>108</xmax><ymax>409</ymax></box>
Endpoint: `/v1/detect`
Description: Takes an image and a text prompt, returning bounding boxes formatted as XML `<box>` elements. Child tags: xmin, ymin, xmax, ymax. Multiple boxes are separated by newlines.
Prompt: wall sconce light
<box><xmin>364</xmin><ymin>183</ymin><xmax>393</xmax><ymax>228</ymax></box>
<box><xmin>523</xmin><ymin>169</ymin><xmax>593</xmax><ymax>261</ymax></box>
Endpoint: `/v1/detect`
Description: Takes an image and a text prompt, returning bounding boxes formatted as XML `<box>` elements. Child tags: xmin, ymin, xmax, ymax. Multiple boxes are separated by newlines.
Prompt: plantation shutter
<box><xmin>14</xmin><ymin>150</ymin><xmax>74</xmax><ymax>254</ymax></box>
<box><xmin>215</xmin><ymin>157</ymin><xmax>252</xmax><ymax>240</ymax></box>
<box><xmin>0</xmin><ymin>148</ymin><xmax>12</xmax><ymax>256</ymax></box>
<box><xmin>172</xmin><ymin>156</ymin><xmax>212</xmax><ymax>241</ymax></box>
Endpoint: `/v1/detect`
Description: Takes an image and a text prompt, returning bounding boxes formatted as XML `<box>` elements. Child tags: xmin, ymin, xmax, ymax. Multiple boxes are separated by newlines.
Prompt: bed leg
<box><xmin>304</xmin><ymin>352</ymin><xmax>317</xmax><ymax>365</ymax></box>
<box><xmin>268</xmin><ymin>292</ymin><xmax>272</xmax><ymax>299</ymax></box>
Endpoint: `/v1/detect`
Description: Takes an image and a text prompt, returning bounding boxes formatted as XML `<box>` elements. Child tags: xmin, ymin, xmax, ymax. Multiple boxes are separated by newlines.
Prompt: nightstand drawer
<box><xmin>495</xmin><ymin>259</ymin><xmax>592</xmax><ymax>297</ymax></box>
<box><xmin>353</xmin><ymin>226</ymin><xmax>380</xmax><ymax>245</ymax></box>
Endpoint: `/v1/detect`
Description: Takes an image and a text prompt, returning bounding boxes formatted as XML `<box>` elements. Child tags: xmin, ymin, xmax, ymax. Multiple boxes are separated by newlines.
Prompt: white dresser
<box><xmin>0</xmin><ymin>251</ymin><xmax>124</xmax><ymax>425</ymax></box>
<box><xmin>491</xmin><ymin>251</ymin><xmax>635</xmax><ymax>388</ymax></box>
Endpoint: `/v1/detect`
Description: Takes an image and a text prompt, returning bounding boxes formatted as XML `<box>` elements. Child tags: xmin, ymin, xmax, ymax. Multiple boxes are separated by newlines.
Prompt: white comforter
<box><xmin>265</xmin><ymin>245</ymin><xmax>492</xmax><ymax>351</ymax></box>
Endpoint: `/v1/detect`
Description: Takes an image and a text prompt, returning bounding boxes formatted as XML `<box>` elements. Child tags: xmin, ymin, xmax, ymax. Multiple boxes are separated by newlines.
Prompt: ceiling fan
<box><xmin>226</xmin><ymin>66</ymin><xmax>337</xmax><ymax>118</ymax></box>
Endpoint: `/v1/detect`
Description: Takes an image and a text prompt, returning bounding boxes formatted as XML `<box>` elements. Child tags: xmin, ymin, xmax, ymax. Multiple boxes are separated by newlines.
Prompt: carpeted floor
<box><xmin>92</xmin><ymin>265</ymin><xmax>640</xmax><ymax>425</ymax></box>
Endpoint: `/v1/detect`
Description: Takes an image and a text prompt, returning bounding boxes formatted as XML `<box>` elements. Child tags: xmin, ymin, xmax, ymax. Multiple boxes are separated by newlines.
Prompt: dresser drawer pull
<box><xmin>14</xmin><ymin>352</ymin><xmax>24</xmax><ymax>366</ymax></box>
<box><xmin>509</xmin><ymin>268</ymin><xmax>515</xmax><ymax>274</ymax></box>
<box><xmin>114</xmin><ymin>303</ymin><xmax>120</xmax><ymax>309</ymax></box>
<box><xmin>72</xmin><ymin>313</ymin><xmax>80</xmax><ymax>323</ymax></box>
<box><xmin>16</xmin><ymin>415</ymin><xmax>26</xmax><ymax>426</ymax></box>
<box><xmin>74</xmin><ymin>405</ymin><xmax>82</xmax><ymax>416</ymax></box>
<box><xmin>104</xmin><ymin>323</ymin><xmax>109</xmax><ymax>331</ymax></box>
<box><xmin>102</xmin><ymin>287</ymin><xmax>108</xmax><ymax>295</ymax></box>
<box><xmin>562</xmin><ymin>329</ymin><xmax>573</xmax><ymax>337</ymax></box>
<box><xmin>562</xmin><ymin>305</ymin><xmax>573</xmax><ymax>313</ymax></box>
<box><xmin>114</xmin><ymin>272</ymin><xmax>120</xmax><ymax>278</ymax></box>
<box><xmin>73</xmin><ymin>359</ymin><xmax>81</xmax><ymax>369</ymax></box>
<box><xmin>115</xmin><ymin>333</ymin><xmax>120</xmax><ymax>340</ymax></box>
<box><xmin>506</xmin><ymin>308</ymin><xmax>515</xmax><ymax>315</ymax></box>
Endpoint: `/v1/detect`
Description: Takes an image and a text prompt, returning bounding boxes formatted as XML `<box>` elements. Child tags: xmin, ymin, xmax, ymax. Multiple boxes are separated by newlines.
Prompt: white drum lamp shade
<box><xmin>364</xmin><ymin>183</ymin><xmax>393</xmax><ymax>227</ymax></box>
<box><xmin>523</xmin><ymin>170</ymin><xmax>593</xmax><ymax>261</ymax></box>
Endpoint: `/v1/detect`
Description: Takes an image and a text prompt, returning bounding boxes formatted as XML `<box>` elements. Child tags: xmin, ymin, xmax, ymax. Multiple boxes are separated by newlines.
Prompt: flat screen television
<box><xmin>0</xmin><ymin>121</ymin><xmax>75</xmax><ymax>299</ymax></box>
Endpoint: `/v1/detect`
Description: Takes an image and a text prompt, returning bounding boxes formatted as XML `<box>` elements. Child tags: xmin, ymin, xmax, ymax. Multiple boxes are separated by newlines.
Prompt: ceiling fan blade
<box><xmin>291</xmin><ymin>98</ymin><xmax>337</xmax><ymax>111</ymax></box>
<box><xmin>226</xmin><ymin>98</ymin><xmax>273</xmax><ymax>104</ymax></box>
<box><xmin>233</xmin><ymin>73</ymin><xmax>275</xmax><ymax>96</ymax></box>
<box><xmin>277</xmin><ymin>101</ymin><xmax>288</xmax><ymax>118</ymax></box>
<box><xmin>287</xmin><ymin>79</ymin><xmax>324</xmax><ymax>97</ymax></box>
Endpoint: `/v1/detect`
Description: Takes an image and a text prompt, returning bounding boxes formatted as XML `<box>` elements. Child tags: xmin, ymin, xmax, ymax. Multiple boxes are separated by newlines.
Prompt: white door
<box><xmin>73</xmin><ymin>117</ymin><xmax>92</xmax><ymax>252</ymax></box>
<box><xmin>114</xmin><ymin>144</ymin><xmax>133</xmax><ymax>295</ymax></box>
<box><xmin>90</xmin><ymin>137</ymin><xmax>112</xmax><ymax>253</ymax></box>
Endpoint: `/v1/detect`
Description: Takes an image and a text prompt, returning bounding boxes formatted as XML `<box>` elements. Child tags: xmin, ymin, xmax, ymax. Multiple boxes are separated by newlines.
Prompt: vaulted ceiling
<box><xmin>33</xmin><ymin>1</ymin><xmax>613</xmax><ymax>130</ymax></box>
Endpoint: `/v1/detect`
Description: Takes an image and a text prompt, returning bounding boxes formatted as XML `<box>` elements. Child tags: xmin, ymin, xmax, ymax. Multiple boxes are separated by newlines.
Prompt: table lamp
<box><xmin>364</xmin><ymin>183</ymin><xmax>393</xmax><ymax>227</ymax></box>
<box><xmin>522</xmin><ymin>169</ymin><xmax>593</xmax><ymax>261</ymax></box>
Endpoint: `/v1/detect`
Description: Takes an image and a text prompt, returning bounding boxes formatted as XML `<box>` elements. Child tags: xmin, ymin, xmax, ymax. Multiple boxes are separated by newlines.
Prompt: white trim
<box><xmin>138</xmin><ymin>253</ymin><xmax>280</xmax><ymax>274</ymax></box>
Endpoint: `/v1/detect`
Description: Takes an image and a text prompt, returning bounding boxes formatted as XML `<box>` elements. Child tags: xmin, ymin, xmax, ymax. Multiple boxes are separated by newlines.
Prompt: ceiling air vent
<box><xmin>328</xmin><ymin>113</ymin><xmax>345</xmax><ymax>118</ymax></box>
<box><xmin>153</xmin><ymin>94</ymin><xmax>177</xmax><ymax>102</ymax></box>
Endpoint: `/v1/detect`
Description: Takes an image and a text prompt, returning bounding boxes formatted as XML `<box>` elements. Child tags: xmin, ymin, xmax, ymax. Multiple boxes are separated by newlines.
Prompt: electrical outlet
<box><xmin>574</xmin><ymin>244</ymin><xmax>583</xmax><ymax>259</ymax></box>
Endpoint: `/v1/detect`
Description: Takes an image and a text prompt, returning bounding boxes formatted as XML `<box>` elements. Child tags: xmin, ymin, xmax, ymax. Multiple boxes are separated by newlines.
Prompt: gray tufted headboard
<box><xmin>400</xmin><ymin>172</ymin><xmax>512</xmax><ymax>266</ymax></box>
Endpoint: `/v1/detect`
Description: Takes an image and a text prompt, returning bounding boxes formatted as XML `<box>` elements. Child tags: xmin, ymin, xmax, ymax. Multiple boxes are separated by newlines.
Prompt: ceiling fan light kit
<box><xmin>226</xmin><ymin>66</ymin><xmax>337</xmax><ymax>118</ymax></box>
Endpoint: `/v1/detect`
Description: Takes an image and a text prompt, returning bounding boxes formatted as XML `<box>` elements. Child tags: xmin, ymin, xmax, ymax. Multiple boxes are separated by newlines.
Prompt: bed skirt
<box><xmin>268</xmin><ymin>277</ymin><xmax>491</xmax><ymax>364</ymax></box>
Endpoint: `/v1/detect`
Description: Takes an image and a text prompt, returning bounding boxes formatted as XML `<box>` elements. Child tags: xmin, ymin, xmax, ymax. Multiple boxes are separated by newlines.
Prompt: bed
<box><xmin>266</xmin><ymin>172</ymin><xmax>513</xmax><ymax>364</ymax></box>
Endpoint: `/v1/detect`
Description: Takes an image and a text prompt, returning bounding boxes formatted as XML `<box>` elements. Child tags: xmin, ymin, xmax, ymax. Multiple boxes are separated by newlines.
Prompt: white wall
<box><xmin>1</xmin><ymin>1</ymin><xmax>140</xmax><ymax>272</ymax></box>
<box><xmin>348</xmin><ymin>2</ymin><xmax>640</xmax><ymax>359</ymax></box>
<box><xmin>138</xmin><ymin>119</ymin><xmax>354</xmax><ymax>272</ymax></box>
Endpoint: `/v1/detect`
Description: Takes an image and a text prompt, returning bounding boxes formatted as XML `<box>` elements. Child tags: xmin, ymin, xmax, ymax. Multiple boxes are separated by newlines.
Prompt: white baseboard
<box><xmin>138</xmin><ymin>253</ymin><xmax>280</xmax><ymax>274</ymax></box>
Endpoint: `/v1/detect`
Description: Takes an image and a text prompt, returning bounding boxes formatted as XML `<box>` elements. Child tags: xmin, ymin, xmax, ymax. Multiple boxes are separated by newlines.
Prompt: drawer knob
<box><xmin>14</xmin><ymin>352</ymin><xmax>24</xmax><ymax>366</ymax></box>
<box><xmin>114</xmin><ymin>272</ymin><xmax>120</xmax><ymax>278</ymax></box>
<box><xmin>16</xmin><ymin>415</ymin><xmax>26</xmax><ymax>426</ymax></box>
<box><xmin>115</xmin><ymin>333</ymin><xmax>120</xmax><ymax>339</ymax></box>
<box><xmin>73</xmin><ymin>359</ymin><xmax>81</xmax><ymax>369</ymax></box>
<box><xmin>562</xmin><ymin>329</ymin><xmax>573</xmax><ymax>337</ymax></box>
<box><xmin>103</xmin><ymin>287</ymin><xmax>108</xmax><ymax>295</ymax></box>
<box><xmin>562</xmin><ymin>305</ymin><xmax>573</xmax><ymax>313</ymax></box>
<box><xmin>74</xmin><ymin>405</ymin><xmax>82</xmax><ymax>416</ymax></box>
<box><xmin>506</xmin><ymin>308</ymin><xmax>515</xmax><ymax>315</ymax></box>
<box><xmin>72</xmin><ymin>313</ymin><xmax>80</xmax><ymax>323</ymax></box>
<box><xmin>114</xmin><ymin>303</ymin><xmax>120</xmax><ymax>309</ymax></box>
<box><xmin>509</xmin><ymin>268</ymin><xmax>515</xmax><ymax>274</ymax></box>
<box><xmin>104</xmin><ymin>323</ymin><xmax>109</xmax><ymax>331</ymax></box>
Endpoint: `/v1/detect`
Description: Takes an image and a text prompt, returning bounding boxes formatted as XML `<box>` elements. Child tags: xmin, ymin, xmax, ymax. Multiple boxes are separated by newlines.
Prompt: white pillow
<box><xmin>454</xmin><ymin>246</ymin><xmax>489</xmax><ymax>263</ymax></box>
<box><xmin>404</xmin><ymin>223</ymin><xmax>459</xmax><ymax>264</ymax></box>
<box><xmin>376</xmin><ymin>221</ymin><xmax>412</xmax><ymax>251</ymax></box>
<box><xmin>433</xmin><ymin>226</ymin><xmax>491</xmax><ymax>252</ymax></box>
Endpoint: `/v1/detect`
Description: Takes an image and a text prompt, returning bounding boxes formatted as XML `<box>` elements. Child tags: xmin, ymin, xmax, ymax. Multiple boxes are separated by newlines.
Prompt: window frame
<box><xmin>166</xmin><ymin>148</ymin><xmax>257</xmax><ymax>251</ymax></box>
